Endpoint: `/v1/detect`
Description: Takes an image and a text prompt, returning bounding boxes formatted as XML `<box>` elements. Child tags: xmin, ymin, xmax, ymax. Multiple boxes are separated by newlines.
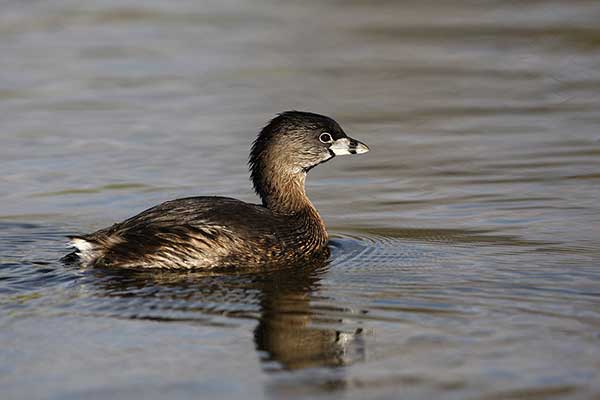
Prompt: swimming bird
<box><xmin>67</xmin><ymin>111</ymin><xmax>369</xmax><ymax>269</ymax></box>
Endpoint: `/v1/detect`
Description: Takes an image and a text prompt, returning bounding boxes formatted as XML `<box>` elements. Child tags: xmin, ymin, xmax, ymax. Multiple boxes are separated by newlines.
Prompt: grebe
<box><xmin>67</xmin><ymin>111</ymin><xmax>369</xmax><ymax>269</ymax></box>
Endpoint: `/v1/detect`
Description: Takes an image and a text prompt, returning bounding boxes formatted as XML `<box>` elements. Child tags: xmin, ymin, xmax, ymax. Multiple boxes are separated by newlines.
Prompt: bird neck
<box><xmin>250</xmin><ymin>148</ymin><xmax>328</xmax><ymax>247</ymax></box>
<box><xmin>260</xmin><ymin>168</ymin><xmax>312</xmax><ymax>214</ymax></box>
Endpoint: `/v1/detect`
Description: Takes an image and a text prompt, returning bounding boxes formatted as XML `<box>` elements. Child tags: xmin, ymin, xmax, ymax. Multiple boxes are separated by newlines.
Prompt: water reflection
<box><xmin>254</xmin><ymin>266</ymin><xmax>364</xmax><ymax>371</ymax></box>
<box><xmin>85</xmin><ymin>258</ymin><xmax>364</xmax><ymax>372</ymax></box>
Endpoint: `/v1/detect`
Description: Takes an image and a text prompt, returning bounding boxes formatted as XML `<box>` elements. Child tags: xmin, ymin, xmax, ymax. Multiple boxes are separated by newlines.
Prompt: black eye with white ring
<box><xmin>319</xmin><ymin>132</ymin><xmax>333</xmax><ymax>144</ymax></box>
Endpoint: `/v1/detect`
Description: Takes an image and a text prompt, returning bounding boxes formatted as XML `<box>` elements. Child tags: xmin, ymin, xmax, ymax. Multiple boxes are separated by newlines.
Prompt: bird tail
<box><xmin>64</xmin><ymin>235</ymin><xmax>101</xmax><ymax>265</ymax></box>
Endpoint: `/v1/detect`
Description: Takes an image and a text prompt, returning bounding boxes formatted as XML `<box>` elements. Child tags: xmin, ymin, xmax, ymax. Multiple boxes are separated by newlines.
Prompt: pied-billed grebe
<box><xmin>67</xmin><ymin>111</ymin><xmax>369</xmax><ymax>269</ymax></box>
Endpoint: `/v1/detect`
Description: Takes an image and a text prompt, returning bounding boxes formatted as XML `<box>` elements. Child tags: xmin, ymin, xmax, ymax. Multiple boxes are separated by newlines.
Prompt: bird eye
<box><xmin>319</xmin><ymin>132</ymin><xmax>333</xmax><ymax>144</ymax></box>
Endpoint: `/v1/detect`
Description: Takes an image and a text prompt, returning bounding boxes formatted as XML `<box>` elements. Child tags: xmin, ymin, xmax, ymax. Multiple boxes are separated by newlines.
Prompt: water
<box><xmin>1</xmin><ymin>0</ymin><xmax>600</xmax><ymax>398</ymax></box>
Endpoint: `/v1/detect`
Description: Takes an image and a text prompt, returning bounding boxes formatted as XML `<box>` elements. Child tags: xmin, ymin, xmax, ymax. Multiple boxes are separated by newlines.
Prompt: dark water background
<box><xmin>1</xmin><ymin>1</ymin><xmax>600</xmax><ymax>399</ymax></box>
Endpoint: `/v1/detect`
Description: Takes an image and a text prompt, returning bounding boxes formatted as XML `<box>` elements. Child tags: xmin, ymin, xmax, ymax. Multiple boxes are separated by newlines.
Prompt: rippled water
<box><xmin>2</xmin><ymin>1</ymin><xmax>600</xmax><ymax>399</ymax></box>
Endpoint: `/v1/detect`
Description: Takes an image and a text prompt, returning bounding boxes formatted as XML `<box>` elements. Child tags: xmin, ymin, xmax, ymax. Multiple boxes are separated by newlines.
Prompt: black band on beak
<box><xmin>348</xmin><ymin>139</ymin><xmax>360</xmax><ymax>154</ymax></box>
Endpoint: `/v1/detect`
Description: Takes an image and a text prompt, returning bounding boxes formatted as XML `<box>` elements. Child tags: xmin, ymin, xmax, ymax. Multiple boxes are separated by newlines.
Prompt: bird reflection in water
<box><xmin>254</xmin><ymin>262</ymin><xmax>364</xmax><ymax>371</ymax></box>
<box><xmin>85</xmin><ymin>256</ymin><xmax>365</xmax><ymax>376</ymax></box>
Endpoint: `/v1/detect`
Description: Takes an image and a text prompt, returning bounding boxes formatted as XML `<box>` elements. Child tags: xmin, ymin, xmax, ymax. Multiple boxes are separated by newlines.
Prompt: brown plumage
<box><xmin>66</xmin><ymin>111</ymin><xmax>369</xmax><ymax>269</ymax></box>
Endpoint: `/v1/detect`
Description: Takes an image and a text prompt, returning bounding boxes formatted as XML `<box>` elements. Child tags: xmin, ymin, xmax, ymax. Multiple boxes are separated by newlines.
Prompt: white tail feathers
<box><xmin>69</xmin><ymin>237</ymin><xmax>98</xmax><ymax>264</ymax></box>
<box><xmin>70</xmin><ymin>238</ymin><xmax>93</xmax><ymax>252</ymax></box>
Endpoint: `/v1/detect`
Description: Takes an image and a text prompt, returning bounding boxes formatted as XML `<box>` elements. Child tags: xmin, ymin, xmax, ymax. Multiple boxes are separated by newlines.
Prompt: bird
<box><xmin>66</xmin><ymin>111</ymin><xmax>369</xmax><ymax>270</ymax></box>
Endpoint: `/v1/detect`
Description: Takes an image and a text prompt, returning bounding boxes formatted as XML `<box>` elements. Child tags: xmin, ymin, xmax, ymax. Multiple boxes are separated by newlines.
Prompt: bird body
<box><xmin>70</xmin><ymin>196</ymin><xmax>327</xmax><ymax>269</ymax></box>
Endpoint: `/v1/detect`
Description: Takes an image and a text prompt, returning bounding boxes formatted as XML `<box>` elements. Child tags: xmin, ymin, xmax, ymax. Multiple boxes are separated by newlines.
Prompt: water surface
<box><xmin>1</xmin><ymin>1</ymin><xmax>600</xmax><ymax>399</ymax></box>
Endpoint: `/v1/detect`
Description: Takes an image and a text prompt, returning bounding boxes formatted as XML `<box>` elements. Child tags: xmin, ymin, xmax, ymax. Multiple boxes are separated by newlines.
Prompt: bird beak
<box><xmin>329</xmin><ymin>137</ymin><xmax>370</xmax><ymax>156</ymax></box>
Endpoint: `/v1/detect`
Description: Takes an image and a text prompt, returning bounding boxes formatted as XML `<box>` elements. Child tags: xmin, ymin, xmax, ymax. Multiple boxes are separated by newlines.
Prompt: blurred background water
<box><xmin>1</xmin><ymin>0</ymin><xmax>600</xmax><ymax>399</ymax></box>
